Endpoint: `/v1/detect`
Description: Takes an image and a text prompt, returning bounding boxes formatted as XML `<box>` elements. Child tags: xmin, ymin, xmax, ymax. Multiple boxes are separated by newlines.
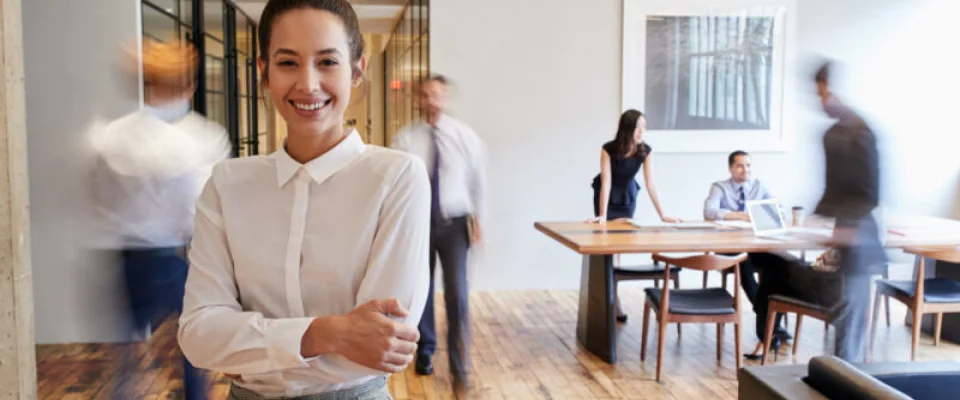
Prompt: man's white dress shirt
<box><xmin>391</xmin><ymin>114</ymin><xmax>486</xmax><ymax>220</ymax></box>
<box><xmin>87</xmin><ymin>108</ymin><xmax>230</xmax><ymax>248</ymax></box>
<box><xmin>178</xmin><ymin>131</ymin><xmax>431</xmax><ymax>397</ymax></box>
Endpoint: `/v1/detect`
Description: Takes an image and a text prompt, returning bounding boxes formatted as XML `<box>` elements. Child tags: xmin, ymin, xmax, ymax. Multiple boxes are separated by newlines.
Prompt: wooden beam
<box><xmin>0</xmin><ymin>0</ymin><xmax>37</xmax><ymax>397</ymax></box>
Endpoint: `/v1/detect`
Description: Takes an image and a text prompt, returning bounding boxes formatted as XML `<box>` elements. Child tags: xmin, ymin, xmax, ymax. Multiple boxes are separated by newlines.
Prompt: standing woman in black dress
<box><xmin>589</xmin><ymin>109</ymin><xmax>679</xmax><ymax>321</ymax></box>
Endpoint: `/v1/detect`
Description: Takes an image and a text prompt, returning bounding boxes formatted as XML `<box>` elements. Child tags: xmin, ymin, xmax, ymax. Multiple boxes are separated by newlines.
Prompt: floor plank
<box><xmin>36</xmin><ymin>285</ymin><xmax>960</xmax><ymax>399</ymax></box>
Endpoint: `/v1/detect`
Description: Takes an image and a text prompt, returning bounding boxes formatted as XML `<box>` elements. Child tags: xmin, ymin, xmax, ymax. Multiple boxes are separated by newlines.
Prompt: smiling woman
<box><xmin>176</xmin><ymin>1</ymin><xmax>432</xmax><ymax>399</ymax></box>
<box><xmin>256</xmin><ymin>0</ymin><xmax>366</xmax><ymax>162</ymax></box>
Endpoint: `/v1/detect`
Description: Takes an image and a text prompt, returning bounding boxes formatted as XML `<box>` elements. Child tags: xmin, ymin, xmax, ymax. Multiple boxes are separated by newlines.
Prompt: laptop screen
<box><xmin>749</xmin><ymin>202</ymin><xmax>784</xmax><ymax>232</ymax></box>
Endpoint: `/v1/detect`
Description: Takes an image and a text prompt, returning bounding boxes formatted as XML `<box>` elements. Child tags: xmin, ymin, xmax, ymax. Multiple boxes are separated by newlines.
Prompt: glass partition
<box><xmin>142</xmin><ymin>0</ymin><xmax>261</xmax><ymax>157</ymax></box>
<box><xmin>384</xmin><ymin>0</ymin><xmax>430</xmax><ymax>145</ymax></box>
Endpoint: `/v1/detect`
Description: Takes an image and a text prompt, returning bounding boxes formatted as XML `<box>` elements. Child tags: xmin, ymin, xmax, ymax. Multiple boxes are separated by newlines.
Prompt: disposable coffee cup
<box><xmin>792</xmin><ymin>206</ymin><xmax>804</xmax><ymax>226</ymax></box>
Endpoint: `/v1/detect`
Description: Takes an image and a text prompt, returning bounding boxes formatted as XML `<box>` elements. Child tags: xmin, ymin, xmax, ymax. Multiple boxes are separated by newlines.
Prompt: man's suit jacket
<box><xmin>815</xmin><ymin>112</ymin><xmax>886</xmax><ymax>274</ymax></box>
<box><xmin>815</xmin><ymin>116</ymin><xmax>880</xmax><ymax>221</ymax></box>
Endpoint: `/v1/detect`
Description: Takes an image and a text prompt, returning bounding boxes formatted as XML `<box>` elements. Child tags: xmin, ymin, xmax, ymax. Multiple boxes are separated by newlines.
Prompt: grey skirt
<box><xmin>228</xmin><ymin>377</ymin><xmax>391</xmax><ymax>400</ymax></box>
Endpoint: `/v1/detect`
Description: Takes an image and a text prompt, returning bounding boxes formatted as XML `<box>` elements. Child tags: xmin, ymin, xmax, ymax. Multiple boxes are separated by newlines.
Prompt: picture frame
<box><xmin>622</xmin><ymin>0</ymin><xmax>797</xmax><ymax>153</ymax></box>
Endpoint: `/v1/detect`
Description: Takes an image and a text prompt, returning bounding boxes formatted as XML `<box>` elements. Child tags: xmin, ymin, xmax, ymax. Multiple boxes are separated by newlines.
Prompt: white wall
<box><xmin>24</xmin><ymin>0</ymin><xmax>141</xmax><ymax>343</ymax></box>
<box><xmin>432</xmin><ymin>0</ymin><xmax>960</xmax><ymax>290</ymax></box>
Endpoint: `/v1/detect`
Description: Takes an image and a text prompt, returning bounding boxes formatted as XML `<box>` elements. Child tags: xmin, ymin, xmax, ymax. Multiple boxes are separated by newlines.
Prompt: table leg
<box><xmin>577</xmin><ymin>254</ymin><xmax>616</xmax><ymax>363</ymax></box>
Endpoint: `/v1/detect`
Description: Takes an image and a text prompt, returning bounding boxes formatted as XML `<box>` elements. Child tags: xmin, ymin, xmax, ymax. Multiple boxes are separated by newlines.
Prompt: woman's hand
<box><xmin>588</xmin><ymin>215</ymin><xmax>607</xmax><ymax>223</ymax></box>
<box><xmin>661</xmin><ymin>216</ymin><xmax>682</xmax><ymax>223</ymax></box>
<box><xmin>302</xmin><ymin>299</ymin><xmax>420</xmax><ymax>373</ymax></box>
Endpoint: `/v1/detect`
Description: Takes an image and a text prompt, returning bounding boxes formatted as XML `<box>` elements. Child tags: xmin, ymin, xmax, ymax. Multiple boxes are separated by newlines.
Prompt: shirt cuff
<box><xmin>266</xmin><ymin>317</ymin><xmax>316</xmax><ymax>370</ymax></box>
<box><xmin>714</xmin><ymin>209</ymin><xmax>730</xmax><ymax>220</ymax></box>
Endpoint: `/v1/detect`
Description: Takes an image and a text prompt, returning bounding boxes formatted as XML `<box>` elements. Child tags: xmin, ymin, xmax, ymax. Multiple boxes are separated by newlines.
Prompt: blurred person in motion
<box><xmin>811</xmin><ymin>60</ymin><xmax>885</xmax><ymax>362</ymax></box>
<box><xmin>177</xmin><ymin>1</ymin><xmax>430</xmax><ymax>399</ymax></box>
<box><xmin>588</xmin><ymin>109</ymin><xmax>680</xmax><ymax>323</ymax></box>
<box><xmin>87</xmin><ymin>39</ymin><xmax>229</xmax><ymax>399</ymax></box>
<box><xmin>392</xmin><ymin>74</ymin><xmax>486</xmax><ymax>398</ymax></box>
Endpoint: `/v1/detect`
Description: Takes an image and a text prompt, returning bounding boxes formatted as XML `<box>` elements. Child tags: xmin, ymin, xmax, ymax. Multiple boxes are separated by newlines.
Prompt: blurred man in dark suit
<box><xmin>812</xmin><ymin>61</ymin><xmax>886</xmax><ymax>362</ymax></box>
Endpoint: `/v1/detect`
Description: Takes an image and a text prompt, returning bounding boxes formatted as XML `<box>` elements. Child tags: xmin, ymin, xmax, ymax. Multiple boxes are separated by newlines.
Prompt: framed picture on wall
<box><xmin>622</xmin><ymin>0</ymin><xmax>797</xmax><ymax>153</ymax></box>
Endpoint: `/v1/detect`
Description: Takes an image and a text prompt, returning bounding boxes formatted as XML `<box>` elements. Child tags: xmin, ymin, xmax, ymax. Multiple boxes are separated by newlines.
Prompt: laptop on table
<box><xmin>746</xmin><ymin>199</ymin><xmax>832</xmax><ymax>240</ymax></box>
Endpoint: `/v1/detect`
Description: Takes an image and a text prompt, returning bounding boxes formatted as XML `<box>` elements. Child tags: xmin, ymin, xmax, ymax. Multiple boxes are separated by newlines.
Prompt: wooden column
<box><xmin>0</xmin><ymin>0</ymin><xmax>37</xmax><ymax>398</ymax></box>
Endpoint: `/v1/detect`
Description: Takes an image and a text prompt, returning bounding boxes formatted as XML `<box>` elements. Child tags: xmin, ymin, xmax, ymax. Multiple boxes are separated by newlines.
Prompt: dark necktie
<box><xmin>737</xmin><ymin>186</ymin><xmax>746</xmax><ymax>212</ymax></box>
<box><xmin>430</xmin><ymin>129</ymin><xmax>442</xmax><ymax>218</ymax></box>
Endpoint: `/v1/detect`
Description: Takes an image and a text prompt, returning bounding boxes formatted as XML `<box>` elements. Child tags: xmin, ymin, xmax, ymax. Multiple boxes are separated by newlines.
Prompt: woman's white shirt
<box><xmin>178</xmin><ymin>131</ymin><xmax>431</xmax><ymax>398</ymax></box>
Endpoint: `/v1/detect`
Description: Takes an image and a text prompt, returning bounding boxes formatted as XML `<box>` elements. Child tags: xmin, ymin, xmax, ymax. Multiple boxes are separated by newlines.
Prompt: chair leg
<box><xmin>735</xmin><ymin>322</ymin><xmax>742</xmax><ymax>370</ymax></box>
<box><xmin>716</xmin><ymin>323</ymin><xmax>724</xmax><ymax>362</ymax></box>
<box><xmin>935</xmin><ymin>313</ymin><xmax>943</xmax><ymax>347</ymax></box>
<box><xmin>702</xmin><ymin>271</ymin><xmax>708</xmax><ymax>288</ymax></box>
<box><xmin>673</xmin><ymin>277</ymin><xmax>682</xmax><ymax>336</ymax></box>
<box><xmin>882</xmin><ymin>267</ymin><xmax>891</xmax><ymax>327</ymax></box>
<box><xmin>722</xmin><ymin>274</ymin><xmax>728</xmax><ymax>291</ymax></box>
<box><xmin>641</xmin><ymin>302</ymin><xmax>651</xmax><ymax>361</ymax></box>
<box><xmin>656</xmin><ymin>313</ymin><xmax>667</xmax><ymax>381</ymax></box>
<box><xmin>869</xmin><ymin>290</ymin><xmax>883</xmax><ymax>361</ymax></box>
<box><xmin>762</xmin><ymin>306</ymin><xmax>777</xmax><ymax>365</ymax></box>
<box><xmin>793</xmin><ymin>315</ymin><xmax>804</xmax><ymax>356</ymax></box>
<box><xmin>884</xmin><ymin>297</ymin><xmax>892</xmax><ymax>327</ymax></box>
<box><xmin>911</xmin><ymin>308</ymin><xmax>922</xmax><ymax>361</ymax></box>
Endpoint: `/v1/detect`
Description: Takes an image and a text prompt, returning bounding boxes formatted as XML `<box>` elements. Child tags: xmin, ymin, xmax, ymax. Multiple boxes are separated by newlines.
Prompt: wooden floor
<box><xmin>36</xmin><ymin>285</ymin><xmax>960</xmax><ymax>399</ymax></box>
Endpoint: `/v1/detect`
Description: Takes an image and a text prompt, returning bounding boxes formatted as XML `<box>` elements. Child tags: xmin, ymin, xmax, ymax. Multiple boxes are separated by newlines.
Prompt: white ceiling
<box><xmin>234</xmin><ymin>0</ymin><xmax>407</xmax><ymax>34</ymax></box>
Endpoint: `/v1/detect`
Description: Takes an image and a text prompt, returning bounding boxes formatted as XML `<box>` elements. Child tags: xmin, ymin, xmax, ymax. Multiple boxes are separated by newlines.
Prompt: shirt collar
<box><xmin>430</xmin><ymin>113</ymin><xmax>456</xmax><ymax>135</ymax></box>
<box><xmin>730</xmin><ymin>178</ymin><xmax>750</xmax><ymax>192</ymax></box>
<box><xmin>272</xmin><ymin>130</ymin><xmax>366</xmax><ymax>187</ymax></box>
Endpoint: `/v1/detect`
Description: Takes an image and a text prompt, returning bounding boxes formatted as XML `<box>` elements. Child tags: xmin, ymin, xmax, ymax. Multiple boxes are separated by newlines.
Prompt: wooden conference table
<box><xmin>533</xmin><ymin>217</ymin><xmax>960</xmax><ymax>364</ymax></box>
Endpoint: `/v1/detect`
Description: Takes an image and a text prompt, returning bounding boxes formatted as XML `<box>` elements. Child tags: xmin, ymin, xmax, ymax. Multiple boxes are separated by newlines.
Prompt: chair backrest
<box><xmin>651</xmin><ymin>253</ymin><xmax>748</xmax><ymax>272</ymax></box>
<box><xmin>651</xmin><ymin>252</ymin><xmax>745</xmax><ymax>315</ymax></box>
<box><xmin>905</xmin><ymin>246</ymin><xmax>960</xmax><ymax>264</ymax></box>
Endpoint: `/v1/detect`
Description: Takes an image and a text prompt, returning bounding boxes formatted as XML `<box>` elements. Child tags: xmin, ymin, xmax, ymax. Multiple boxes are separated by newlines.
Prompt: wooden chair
<box><xmin>761</xmin><ymin>295</ymin><xmax>832</xmax><ymax>365</ymax></box>
<box><xmin>870</xmin><ymin>246</ymin><xmax>960</xmax><ymax>360</ymax></box>
<box><xmin>702</xmin><ymin>257</ymin><xmax>794</xmax><ymax>333</ymax></box>
<box><xmin>641</xmin><ymin>253</ymin><xmax>747</xmax><ymax>381</ymax></box>
<box><xmin>614</xmin><ymin>259</ymin><xmax>681</xmax><ymax>327</ymax></box>
<box><xmin>756</xmin><ymin>264</ymin><xmax>892</xmax><ymax>363</ymax></box>
<box><xmin>702</xmin><ymin>268</ymin><xmax>736</xmax><ymax>291</ymax></box>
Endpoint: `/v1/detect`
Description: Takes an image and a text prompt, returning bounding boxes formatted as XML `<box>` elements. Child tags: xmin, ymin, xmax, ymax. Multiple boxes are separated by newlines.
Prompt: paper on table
<box><xmin>627</xmin><ymin>220</ymin><xmax>718</xmax><ymax>230</ymax></box>
<box><xmin>715</xmin><ymin>220</ymin><xmax>752</xmax><ymax>229</ymax></box>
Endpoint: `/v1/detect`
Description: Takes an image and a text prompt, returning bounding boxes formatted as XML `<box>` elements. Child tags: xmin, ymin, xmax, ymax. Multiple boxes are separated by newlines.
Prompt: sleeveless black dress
<box><xmin>591</xmin><ymin>141</ymin><xmax>651</xmax><ymax>220</ymax></box>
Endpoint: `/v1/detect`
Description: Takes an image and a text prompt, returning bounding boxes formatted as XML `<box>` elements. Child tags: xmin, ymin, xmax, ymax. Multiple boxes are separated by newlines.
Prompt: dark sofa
<box><xmin>738</xmin><ymin>356</ymin><xmax>960</xmax><ymax>399</ymax></box>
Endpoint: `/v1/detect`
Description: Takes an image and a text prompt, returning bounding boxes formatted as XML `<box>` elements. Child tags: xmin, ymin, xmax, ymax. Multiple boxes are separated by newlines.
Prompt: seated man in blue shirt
<box><xmin>704</xmin><ymin>150</ymin><xmax>791</xmax><ymax>338</ymax></box>
<box><xmin>704</xmin><ymin>150</ymin><xmax>772</xmax><ymax>222</ymax></box>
